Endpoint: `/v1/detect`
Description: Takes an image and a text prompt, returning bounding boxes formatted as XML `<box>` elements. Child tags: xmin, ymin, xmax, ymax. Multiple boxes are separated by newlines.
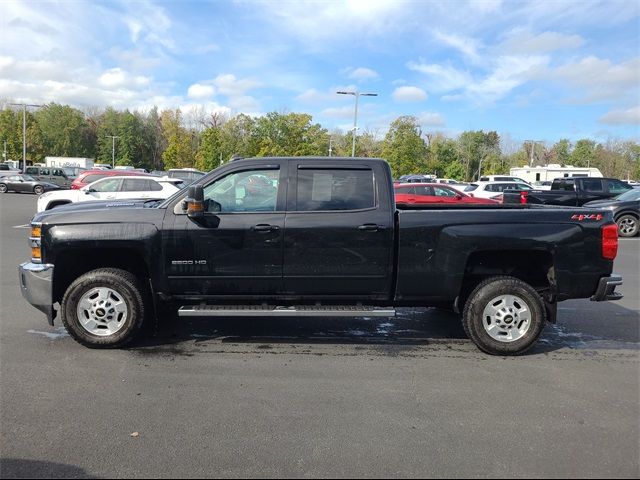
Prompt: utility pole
<box><xmin>9</xmin><ymin>103</ymin><xmax>43</xmax><ymax>172</ymax></box>
<box><xmin>328</xmin><ymin>136</ymin><xmax>333</xmax><ymax>157</ymax></box>
<box><xmin>336</xmin><ymin>91</ymin><xmax>378</xmax><ymax>157</ymax></box>
<box><xmin>105</xmin><ymin>135</ymin><xmax>119</xmax><ymax>168</ymax></box>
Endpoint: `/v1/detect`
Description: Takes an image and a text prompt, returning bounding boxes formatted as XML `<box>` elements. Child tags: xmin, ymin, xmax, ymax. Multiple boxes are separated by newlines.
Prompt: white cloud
<box><xmin>599</xmin><ymin>106</ymin><xmax>640</xmax><ymax>125</ymax></box>
<box><xmin>321</xmin><ymin>106</ymin><xmax>357</xmax><ymax>119</ymax></box>
<box><xmin>407</xmin><ymin>61</ymin><xmax>472</xmax><ymax>93</ymax></box>
<box><xmin>188</xmin><ymin>83</ymin><xmax>216</xmax><ymax>99</ymax></box>
<box><xmin>212</xmin><ymin>74</ymin><xmax>261</xmax><ymax>97</ymax></box>
<box><xmin>499</xmin><ymin>30</ymin><xmax>585</xmax><ymax>54</ymax></box>
<box><xmin>347</xmin><ymin>67</ymin><xmax>379</xmax><ymax>81</ymax></box>
<box><xmin>466</xmin><ymin>55</ymin><xmax>549</xmax><ymax>103</ymax></box>
<box><xmin>433</xmin><ymin>31</ymin><xmax>482</xmax><ymax>63</ymax></box>
<box><xmin>418</xmin><ymin>111</ymin><xmax>445</xmax><ymax>126</ymax></box>
<box><xmin>551</xmin><ymin>56</ymin><xmax>640</xmax><ymax>103</ymax></box>
<box><xmin>392</xmin><ymin>86</ymin><xmax>428</xmax><ymax>102</ymax></box>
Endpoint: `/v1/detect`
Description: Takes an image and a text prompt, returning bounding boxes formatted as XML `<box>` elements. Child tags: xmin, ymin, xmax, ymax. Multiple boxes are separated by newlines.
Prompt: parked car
<box><xmin>37</xmin><ymin>175</ymin><xmax>183</xmax><ymax>212</ymax></box>
<box><xmin>532</xmin><ymin>181</ymin><xmax>553</xmax><ymax>190</ymax></box>
<box><xmin>480</xmin><ymin>175</ymin><xmax>531</xmax><ymax>184</ymax></box>
<box><xmin>394</xmin><ymin>183</ymin><xmax>497</xmax><ymax>205</ymax></box>
<box><xmin>21</xmin><ymin>157</ymin><xmax>622</xmax><ymax>355</ymax></box>
<box><xmin>0</xmin><ymin>174</ymin><xmax>61</xmax><ymax>195</ymax></box>
<box><xmin>464</xmin><ymin>181</ymin><xmax>534</xmax><ymax>199</ymax></box>
<box><xmin>61</xmin><ymin>167</ymin><xmax>88</xmax><ymax>181</ymax></box>
<box><xmin>584</xmin><ymin>188</ymin><xmax>640</xmax><ymax>237</ymax></box>
<box><xmin>70</xmin><ymin>169</ymin><xmax>154</xmax><ymax>190</ymax></box>
<box><xmin>504</xmin><ymin>177</ymin><xmax>633</xmax><ymax>206</ymax></box>
<box><xmin>24</xmin><ymin>166</ymin><xmax>72</xmax><ymax>188</ymax></box>
<box><xmin>167</xmin><ymin>168</ymin><xmax>206</xmax><ymax>183</ymax></box>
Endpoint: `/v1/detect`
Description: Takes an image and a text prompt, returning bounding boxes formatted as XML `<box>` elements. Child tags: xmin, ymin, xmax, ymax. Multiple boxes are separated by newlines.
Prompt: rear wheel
<box><xmin>617</xmin><ymin>214</ymin><xmax>639</xmax><ymax>237</ymax></box>
<box><xmin>33</xmin><ymin>185</ymin><xmax>44</xmax><ymax>195</ymax></box>
<box><xmin>462</xmin><ymin>276</ymin><xmax>546</xmax><ymax>355</ymax></box>
<box><xmin>61</xmin><ymin>268</ymin><xmax>146</xmax><ymax>348</ymax></box>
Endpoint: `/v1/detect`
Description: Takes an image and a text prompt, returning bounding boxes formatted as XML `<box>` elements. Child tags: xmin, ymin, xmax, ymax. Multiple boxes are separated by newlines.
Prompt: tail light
<box><xmin>520</xmin><ymin>191</ymin><xmax>529</xmax><ymax>204</ymax></box>
<box><xmin>602</xmin><ymin>224</ymin><xmax>618</xmax><ymax>260</ymax></box>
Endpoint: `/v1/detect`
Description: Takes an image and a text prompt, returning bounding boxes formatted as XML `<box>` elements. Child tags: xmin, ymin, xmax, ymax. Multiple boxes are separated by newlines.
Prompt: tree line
<box><xmin>0</xmin><ymin>103</ymin><xmax>638</xmax><ymax>180</ymax></box>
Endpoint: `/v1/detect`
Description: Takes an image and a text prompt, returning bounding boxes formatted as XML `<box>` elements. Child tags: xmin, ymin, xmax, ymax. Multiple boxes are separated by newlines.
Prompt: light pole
<box><xmin>9</xmin><ymin>103</ymin><xmax>43</xmax><ymax>172</ymax></box>
<box><xmin>328</xmin><ymin>135</ymin><xmax>333</xmax><ymax>157</ymax></box>
<box><xmin>337</xmin><ymin>90</ymin><xmax>378</xmax><ymax>157</ymax></box>
<box><xmin>105</xmin><ymin>135</ymin><xmax>119</xmax><ymax>168</ymax></box>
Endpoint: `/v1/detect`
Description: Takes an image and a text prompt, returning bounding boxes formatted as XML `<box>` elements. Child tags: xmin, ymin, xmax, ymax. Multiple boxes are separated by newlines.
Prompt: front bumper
<box><xmin>590</xmin><ymin>274</ymin><xmax>623</xmax><ymax>302</ymax></box>
<box><xmin>18</xmin><ymin>262</ymin><xmax>56</xmax><ymax>325</ymax></box>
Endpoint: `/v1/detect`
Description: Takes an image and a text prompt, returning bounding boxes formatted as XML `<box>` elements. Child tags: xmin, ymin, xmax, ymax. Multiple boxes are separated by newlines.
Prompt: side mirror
<box><xmin>186</xmin><ymin>185</ymin><xmax>205</xmax><ymax>218</ymax></box>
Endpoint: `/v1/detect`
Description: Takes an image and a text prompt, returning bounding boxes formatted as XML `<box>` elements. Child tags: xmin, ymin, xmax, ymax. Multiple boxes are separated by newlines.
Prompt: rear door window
<box><xmin>296</xmin><ymin>168</ymin><xmax>375</xmax><ymax>211</ymax></box>
<box><xmin>582</xmin><ymin>179</ymin><xmax>604</xmax><ymax>192</ymax></box>
<box><xmin>122</xmin><ymin>178</ymin><xmax>152</xmax><ymax>192</ymax></box>
<box><xmin>395</xmin><ymin>186</ymin><xmax>413</xmax><ymax>194</ymax></box>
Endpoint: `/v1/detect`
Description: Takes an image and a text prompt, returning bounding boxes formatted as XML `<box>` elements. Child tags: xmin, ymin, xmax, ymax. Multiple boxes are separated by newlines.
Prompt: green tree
<box><xmin>253</xmin><ymin>112</ymin><xmax>328</xmax><ymax>157</ymax></box>
<box><xmin>161</xmin><ymin>109</ymin><xmax>195</xmax><ymax>169</ymax></box>
<box><xmin>33</xmin><ymin>103</ymin><xmax>93</xmax><ymax>160</ymax></box>
<box><xmin>570</xmin><ymin>139</ymin><xmax>597</xmax><ymax>167</ymax></box>
<box><xmin>0</xmin><ymin>108</ymin><xmax>22</xmax><ymax>162</ymax></box>
<box><xmin>381</xmin><ymin>116</ymin><xmax>427</xmax><ymax>178</ymax></box>
<box><xmin>195</xmin><ymin>126</ymin><xmax>222</xmax><ymax>172</ymax></box>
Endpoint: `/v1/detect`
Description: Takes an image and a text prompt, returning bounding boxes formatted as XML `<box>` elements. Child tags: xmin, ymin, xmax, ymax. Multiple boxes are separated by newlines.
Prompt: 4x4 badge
<box><xmin>571</xmin><ymin>214</ymin><xmax>603</xmax><ymax>221</ymax></box>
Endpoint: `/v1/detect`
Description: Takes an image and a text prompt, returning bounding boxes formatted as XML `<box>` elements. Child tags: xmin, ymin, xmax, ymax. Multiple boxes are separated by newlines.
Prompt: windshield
<box><xmin>615</xmin><ymin>188</ymin><xmax>640</xmax><ymax>201</ymax></box>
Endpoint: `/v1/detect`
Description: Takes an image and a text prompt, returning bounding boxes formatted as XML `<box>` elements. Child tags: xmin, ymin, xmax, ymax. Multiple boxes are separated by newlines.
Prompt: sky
<box><xmin>1</xmin><ymin>0</ymin><xmax>639</xmax><ymax>146</ymax></box>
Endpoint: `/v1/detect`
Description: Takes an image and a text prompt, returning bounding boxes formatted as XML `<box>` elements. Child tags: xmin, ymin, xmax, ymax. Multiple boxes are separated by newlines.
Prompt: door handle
<box><xmin>253</xmin><ymin>224</ymin><xmax>279</xmax><ymax>232</ymax></box>
<box><xmin>358</xmin><ymin>224</ymin><xmax>382</xmax><ymax>232</ymax></box>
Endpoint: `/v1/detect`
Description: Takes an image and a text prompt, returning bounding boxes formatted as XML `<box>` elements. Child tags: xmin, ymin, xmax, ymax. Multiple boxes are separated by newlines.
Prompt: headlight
<box><xmin>30</xmin><ymin>222</ymin><xmax>42</xmax><ymax>263</ymax></box>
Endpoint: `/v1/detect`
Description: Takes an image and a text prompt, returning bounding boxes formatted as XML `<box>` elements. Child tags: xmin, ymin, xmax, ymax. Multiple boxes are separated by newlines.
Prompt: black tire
<box><xmin>61</xmin><ymin>268</ymin><xmax>146</xmax><ymax>348</ymax></box>
<box><xmin>0</xmin><ymin>183</ymin><xmax>7</xmax><ymax>193</ymax></box>
<box><xmin>616</xmin><ymin>214</ymin><xmax>639</xmax><ymax>238</ymax></box>
<box><xmin>462</xmin><ymin>276</ymin><xmax>546</xmax><ymax>356</ymax></box>
<box><xmin>33</xmin><ymin>185</ymin><xmax>44</xmax><ymax>195</ymax></box>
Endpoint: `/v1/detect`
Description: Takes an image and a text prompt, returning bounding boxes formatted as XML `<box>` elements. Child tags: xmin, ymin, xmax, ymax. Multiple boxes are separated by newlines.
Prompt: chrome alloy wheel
<box><xmin>618</xmin><ymin>217</ymin><xmax>637</xmax><ymax>236</ymax></box>
<box><xmin>482</xmin><ymin>294</ymin><xmax>532</xmax><ymax>342</ymax></box>
<box><xmin>76</xmin><ymin>287</ymin><xmax>128</xmax><ymax>336</ymax></box>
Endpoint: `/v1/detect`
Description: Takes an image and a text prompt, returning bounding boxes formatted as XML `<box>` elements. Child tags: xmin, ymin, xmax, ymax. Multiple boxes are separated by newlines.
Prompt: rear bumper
<box><xmin>590</xmin><ymin>274</ymin><xmax>623</xmax><ymax>301</ymax></box>
<box><xmin>18</xmin><ymin>262</ymin><xmax>56</xmax><ymax>325</ymax></box>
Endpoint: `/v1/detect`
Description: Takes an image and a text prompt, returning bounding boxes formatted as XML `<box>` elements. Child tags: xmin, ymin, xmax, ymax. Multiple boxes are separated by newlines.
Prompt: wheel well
<box><xmin>614</xmin><ymin>211</ymin><xmax>638</xmax><ymax>221</ymax></box>
<box><xmin>461</xmin><ymin>250</ymin><xmax>554</xmax><ymax>299</ymax></box>
<box><xmin>53</xmin><ymin>249</ymin><xmax>150</xmax><ymax>303</ymax></box>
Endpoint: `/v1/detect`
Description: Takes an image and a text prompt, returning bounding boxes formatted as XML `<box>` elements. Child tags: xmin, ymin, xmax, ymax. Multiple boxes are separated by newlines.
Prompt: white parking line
<box><xmin>12</xmin><ymin>224</ymin><xmax>30</xmax><ymax>229</ymax></box>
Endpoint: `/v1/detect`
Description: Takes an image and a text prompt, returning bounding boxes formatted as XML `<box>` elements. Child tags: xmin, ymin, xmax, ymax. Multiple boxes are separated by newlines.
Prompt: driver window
<box><xmin>203</xmin><ymin>168</ymin><xmax>279</xmax><ymax>213</ymax></box>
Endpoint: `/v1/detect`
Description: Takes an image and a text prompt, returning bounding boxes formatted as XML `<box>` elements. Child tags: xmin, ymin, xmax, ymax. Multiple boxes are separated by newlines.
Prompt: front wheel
<box><xmin>61</xmin><ymin>268</ymin><xmax>146</xmax><ymax>348</ymax></box>
<box><xmin>0</xmin><ymin>183</ymin><xmax>7</xmax><ymax>193</ymax></box>
<box><xmin>33</xmin><ymin>185</ymin><xmax>44</xmax><ymax>195</ymax></box>
<box><xmin>617</xmin><ymin>214</ymin><xmax>639</xmax><ymax>237</ymax></box>
<box><xmin>462</xmin><ymin>276</ymin><xmax>546</xmax><ymax>355</ymax></box>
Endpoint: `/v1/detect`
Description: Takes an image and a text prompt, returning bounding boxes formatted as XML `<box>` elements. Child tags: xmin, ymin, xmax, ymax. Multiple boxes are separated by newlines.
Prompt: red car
<box><xmin>70</xmin><ymin>169</ymin><xmax>154</xmax><ymax>190</ymax></box>
<box><xmin>394</xmin><ymin>183</ymin><xmax>498</xmax><ymax>205</ymax></box>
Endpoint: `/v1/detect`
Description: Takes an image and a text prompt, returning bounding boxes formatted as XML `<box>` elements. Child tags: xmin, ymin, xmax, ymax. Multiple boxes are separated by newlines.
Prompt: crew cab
<box><xmin>19</xmin><ymin>157</ymin><xmax>623</xmax><ymax>355</ymax></box>
<box><xmin>504</xmin><ymin>177</ymin><xmax>633</xmax><ymax>206</ymax></box>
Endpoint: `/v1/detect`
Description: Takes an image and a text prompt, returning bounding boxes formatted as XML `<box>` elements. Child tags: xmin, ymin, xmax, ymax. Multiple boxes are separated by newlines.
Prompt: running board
<box><xmin>178</xmin><ymin>305</ymin><xmax>396</xmax><ymax>317</ymax></box>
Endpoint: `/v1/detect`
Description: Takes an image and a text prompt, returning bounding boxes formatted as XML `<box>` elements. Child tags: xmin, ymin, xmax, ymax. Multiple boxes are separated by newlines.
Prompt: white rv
<box><xmin>510</xmin><ymin>164</ymin><xmax>603</xmax><ymax>184</ymax></box>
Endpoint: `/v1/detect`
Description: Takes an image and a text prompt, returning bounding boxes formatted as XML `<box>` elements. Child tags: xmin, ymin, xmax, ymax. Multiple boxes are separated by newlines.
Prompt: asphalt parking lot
<box><xmin>1</xmin><ymin>193</ymin><xmax>638</xmax><ymax>478</ymax></box>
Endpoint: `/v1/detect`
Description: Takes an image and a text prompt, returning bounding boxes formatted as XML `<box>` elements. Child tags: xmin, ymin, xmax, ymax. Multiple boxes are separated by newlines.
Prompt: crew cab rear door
<box><xmin>282</xmin><ymin>162</ymin><xmax>394</xmax><ymax>300</ymax></box>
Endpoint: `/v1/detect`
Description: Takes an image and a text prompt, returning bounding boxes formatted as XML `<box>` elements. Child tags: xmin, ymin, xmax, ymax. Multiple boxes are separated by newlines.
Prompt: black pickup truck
<box><xmin>504</xmin><ymin>177</ymin><xmax>633</xmax><ymax>206</ymax></box>
<box><xmin>19</xmin><ymin>157</ymin><xmax>623</xmax><ymax>355</ymax></box>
